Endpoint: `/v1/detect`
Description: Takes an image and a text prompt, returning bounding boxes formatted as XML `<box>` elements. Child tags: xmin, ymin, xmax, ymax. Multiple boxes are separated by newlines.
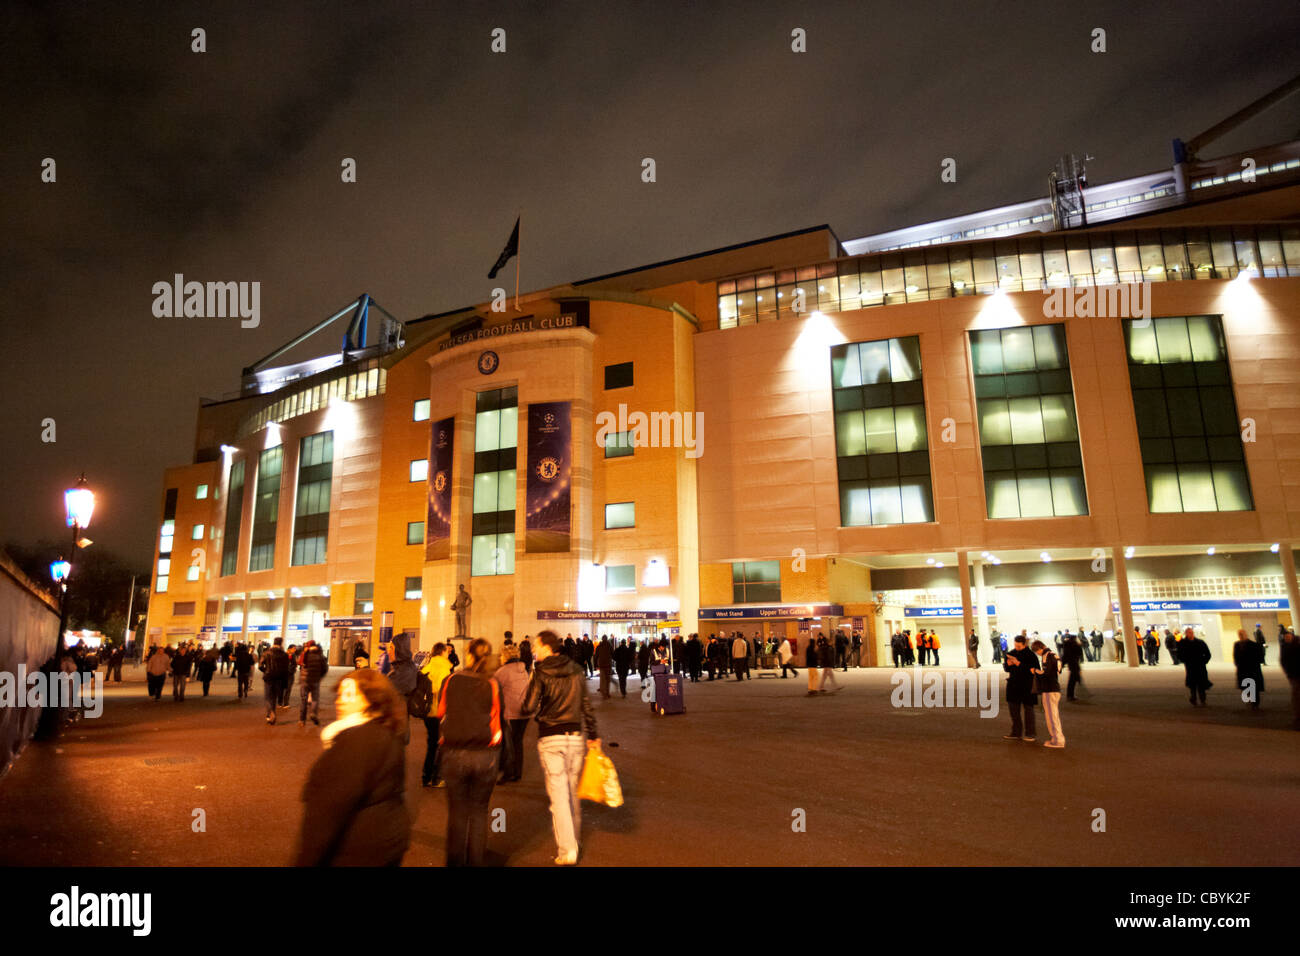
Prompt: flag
<box><xmin>487</xmin><ymin>217</ymin><xmax>519</xmax><ymax>279</ymax></box>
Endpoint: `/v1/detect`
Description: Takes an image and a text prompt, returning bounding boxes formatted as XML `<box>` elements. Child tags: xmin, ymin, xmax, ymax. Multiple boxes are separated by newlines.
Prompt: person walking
<box><xmin>196</xmin><ymin>646</ymin><xmax>218</xmax><ymax>697</ymax></box>
<box><xmin>817</xmin><ymin>636</ymin><xmax>839</xmax><ymax>693</ymax></box>
<box><xmin>805</xmin><ymin>635</ymin><xmax>820</xmax><ymax>695</ymax></box>
<box><xmin>281</xmin><ymin>644</ymin><xmax>299</xmax><ymax>708</ymax></box>
<box><xmin>435</xmin><ymin>638</ymin><xmax>502</xmax><ymax>867</ymax></box>
<box><xmin>233</xmin><ymin>642</ymin><xmax>254</xmax><ymax>699</ymax></box>
<box><xmin>595</xmin><ymin>636</ymin><xmax>614</xmax><ymax>699</ymax></box>
<box><xmin>1059</xmin><ymin>633</ymin><xmax>1084</xmax><ymax>702</ymax></box>
<box><xmin>297</xmin><ymin>639</ymin><xmax>328</xmax><ymax>727</ymax></box>
<box><xmin>835</xmin><ymin>631</ymin><xmax>849</xmax><ymax>671</ymax></box>
<box><xmin>109</xmin><ymin>644</ymin><xmax>125</xmax><ymax>683</ymax></box>
<box><xmin>170</xmin><ymin>643</ymin><xmax>191</xmax><ymax>702</ymax></box>
<box><xmin>523</xmin><ymin>630</ymin><xmax>600</xmax><ymax>866</ymax></box>
<box><xmin>291</xmin><ymin>669</ymin><xmax>411</xmax><ymax>866</ymax></box>
<box><xmin>1233</xmin><ymin>628</ymin><xmax>1264</xmax><ymax>710</ymax></box>
<box><xmin>419</xmin><ymin>643</ymin><xmax>453</xmax><ymax>788</ymax></box>
<box><xmin>218</xmin><ymin>640</ymin><xmax>232</xmax><ymax>677</ymax></box>
<box><xmin>1179</xmin><ymin>627</ymin><xmax>1212</xmax><ymax>706</ymax></box>
<box><xmin>145</xmin><ymin>645</ymin><xmax>169</xmax><ymax>700</ymax></box>
<box><xmin>968</xmin><ymin>630</ymin><xmax>980</xmax><ymax>669</ymax></box>
<box><xmin>1279</xmin><ymin>627</ymin><xmax>1300</xmax><ymax>730</ymax></box>
<box><xmin>614</xmin><ymin>638</ymin><xmax>635</xmax><ymax>697</ymax></box>
<box><xmin>495</xmin><ymin>644</ymin><xmax>530</xmax><ymax>783</ymax></box>
<box><xmin>685</xmin><ymin>633</ymin><xmax>703</xmax><ymax>683</ymax></box>
<box><xmin>259</xmin><ymin>638</ymin><xmax>290</xmax><ymax>725</ymax></box>
<box><xmin>1030</xmin><ymin>639</ymin><xmax>1065</xmax><ymax>748</ymax></box>
<box><xmin>778</xmin><ymin>637</ymin><xmax>797</xmax><ymax>678</ymax></box>
<box><xmin>637</xmin><ymin>640</ymin><xmax>650</xmax><ymax>683</ymax></box>
<box><xmin>731</xmin><ymin>632</ymin><xmax>749</xmax><ymax>682</ymax></box>
<box><xmin>1002</xmin><ymin>634</ymin><xmax>1037</xmax><ymax>742</ymax></box>
<box><xmin>989</xmin><ymin>632</ymin><xmax>1002</xmax><ymax>665</ymax></box>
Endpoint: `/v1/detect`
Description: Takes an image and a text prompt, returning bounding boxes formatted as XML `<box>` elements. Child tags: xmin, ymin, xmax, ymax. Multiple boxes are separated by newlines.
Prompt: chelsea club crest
<box><xmin>537</xmin><ymin>456</ymin><xmax>560</xmax><ymax>481</ymax></box>
<box><xmin>477</xmin><ymin>350</ymin><xmax>499</xmax><ymax>375</ymax></box>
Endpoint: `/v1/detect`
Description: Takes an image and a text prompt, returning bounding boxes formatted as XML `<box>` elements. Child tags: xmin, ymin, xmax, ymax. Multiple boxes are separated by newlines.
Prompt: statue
<box><xmin>451</xmin><ymin>584</ymin><xmax>472</xmax><ymax>638</ymax></box>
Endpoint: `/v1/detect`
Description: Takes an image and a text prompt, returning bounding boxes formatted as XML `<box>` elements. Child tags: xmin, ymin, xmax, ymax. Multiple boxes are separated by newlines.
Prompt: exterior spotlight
<box><xmin>1124</xmin><ymin>546</ymin><xmax>1135</xmax><ymax>559</ymax></box>
<box><xmin>925</xmin><ymin>558</ymin><xmax>935</xmax><ymax>565</ymax></box>
<box><xmin>1040</xmin><ymin>551</ymin><xmax>1051</xmax><ymax>562</ymax></box>
<box><xmin>991</xmin><ymin>557</ymin><xmax>1001</xmax><ymax>565</ymax></box>
<box><xmin>935</xmin><ymin>561</ymin><xmax>945</xmax><ymax>569</ymax></box>
<box><xmin>1271</xmin><ymin>543</ymin><xmax>1280</xmax><ymax>553</ymax></box>
<box><xmin>1206</xmin><ymin>546</ymin><xmax>1215</xmax><ymax>555</ymax></box>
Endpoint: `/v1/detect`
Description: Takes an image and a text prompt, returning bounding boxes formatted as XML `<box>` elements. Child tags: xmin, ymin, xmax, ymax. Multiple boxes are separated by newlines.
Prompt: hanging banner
<box><xmin>526</xmin><ymin>401</ymin><xmax>571</xmax><ymax>552</ymax></box>
<box><xmin>426</xmin><ymin>416</ymin><xmax>455</xmax><ymax>560</ymax></box>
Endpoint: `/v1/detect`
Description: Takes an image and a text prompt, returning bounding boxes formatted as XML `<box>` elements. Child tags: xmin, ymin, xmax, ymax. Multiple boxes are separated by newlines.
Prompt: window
<box><xmin>404</xmin><ymin>576</ymin><xmax>422</xmax><ymax>600</ymax></box>
<box><xmin>831</xmin><ymin>336</ymin><xmax>934</xmax><ymax>526</ymax></box>
<box><xmin>970</xmin><ymin>324</ymin><xmax>1088</xmax><ymax>518</ymax></box>
<box><xmin>472</xmin><ymin>387</ymin><xmax>518</xmax><ymax>576</ymax></box>
<box><xmin>292</xmin><ymin>431</ymin><xmax>333</xmax><ymax>566</ymax></box>
<box><xmin>413</xmin><ymin>399</ymin><xmax>430</xmax><ymax>422</ymax></box>
<box><xmin>603</xmin><ymin>430</ymin><xmax>634</xmax><ymax>458</ymax></box>
<box><xmin>1123</xmin><ymin>316</ymin><xmax>1252</xmax><ymax>513</ymax></box>
<box><xmin>605</xmin><ymin>565</ymin><xmax>636</xmax><ymax>592</ymax></box>
<box><xmin>173</xmin><ymin>601</ymin><xmax>195</xmax><ymax>616</ymax></box>
<box><xmin>192</xmin><ymin>524</ymin><xmax>204</xmax><ymax>540</ymax></box>
<box><xmin>249</xmin><ymin>446</ymin><xmax>283</xmax><ymax>572</ymax></box>
<box><xmin>221</xmin><ymin>459</ymin><xmax>245</xmax><ymax>576</ymax></box>
<box><xmin>354</xmin><ymin>582</ymin><xmax>373</xmax><ymax>615</ymax></box>
<box><xmin>605</xmin><ymin>502</ymin><xmax>635</xmax><ymax>529</ymax></box>
<box><xmin>195</xmin><ymin>484</ymin><xmax>209</xmax><ymax>500</ymax></box>
<box><xmin>407</xmin><ymin>521</ymin><xmax>425</xmax><ymax>545</ymax></box>
<box><xmin>604</xmin><ymin>362</ymin><xmax>634</xmax><ymax>390</ymax></box>
<box><xmin>409</xmin><ymin>459</ymin><xmax>428</xmax><ymax>482</ymax></box>
<box><xmin>156</xmin><ymin>576</ymin><xmax>168</xmax><ymax>594</ymax></box>
<box><xmin>159</xmin><ymin>520</ymin><xmax>174</xmax><ymax>558</ymax></box>
<box><xmin>732</xmin><ymin>561</ymin><xmax>780</xmax><ymax>603</ymax></box>
<box><xmin>186</xmin><ymin>565</ymin><xmax>201</xmax><ymax>582</ymax></box>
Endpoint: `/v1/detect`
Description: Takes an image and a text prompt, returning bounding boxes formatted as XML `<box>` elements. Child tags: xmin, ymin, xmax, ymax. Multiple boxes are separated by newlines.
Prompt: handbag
<box><xmin>577</xmin><ymin>744</ymin><xmax>624</xmax><ymax>807</ymax></box>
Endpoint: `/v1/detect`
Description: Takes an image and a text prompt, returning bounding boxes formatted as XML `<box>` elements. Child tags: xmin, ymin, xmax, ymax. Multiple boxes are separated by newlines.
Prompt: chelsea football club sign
<box><xmin>477</xmin><ymin>350</ymin><xmax>499</xmax><ymax>375</ymax></box>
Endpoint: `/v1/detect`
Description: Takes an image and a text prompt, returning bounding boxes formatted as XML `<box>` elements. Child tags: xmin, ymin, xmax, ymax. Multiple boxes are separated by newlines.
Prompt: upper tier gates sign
<box><xmin>438</xmin><ymin>313</ymin><xmax>588</xmax><ymax>352</ymax></box>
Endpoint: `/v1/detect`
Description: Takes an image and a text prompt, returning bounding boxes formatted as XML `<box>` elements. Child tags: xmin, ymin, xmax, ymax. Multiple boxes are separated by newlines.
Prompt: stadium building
<box><xmin>143</xmin><ymin>134</ymin><xmax>1300</xmax><ymax>667</ymax></box>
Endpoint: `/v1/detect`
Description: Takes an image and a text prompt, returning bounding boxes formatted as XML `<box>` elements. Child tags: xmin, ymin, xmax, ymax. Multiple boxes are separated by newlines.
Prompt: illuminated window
<box><xmin>407</xmin><ymin>521</ymin><xmax>425</xmax><ymax>545</ymax></box>
<box><xmin>605</xmin><ymin>502</ymin><xmax>635</xmax><ymax>529</ymax></box>
<box><xmin>413</xmin><ymin>399</ymin><xmax>430</xmax><ymax>422</ymax></box>
<box><xmin>192</xmin><ymin>524</ymin><xmax>204</xmax><ymax>540</ymax></box>
<box><xmin>605</xmin><ymin>565</ymin><xmax>635</xmax><ymax>592</ymax></box>
<box><xmin>409</xmin><ymin>459</ymin><xmax>428</xmax><ymax>482</ymax></box>
<box><xmin>195</xmin><ymin>484</ymin><xmax>209</xmax><ymax>500</ymax></box>
<box><xmin>472</xmin><ymin>387</ymin><xmax>517</xmax><ymax>576</ymax></box>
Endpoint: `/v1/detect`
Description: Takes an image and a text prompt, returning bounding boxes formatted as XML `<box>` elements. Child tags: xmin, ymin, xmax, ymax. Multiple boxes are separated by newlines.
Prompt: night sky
<box><xmin>3</xmin><ymin>0</ymin><xmax>1298</xmax><ymax>569</ymax></box>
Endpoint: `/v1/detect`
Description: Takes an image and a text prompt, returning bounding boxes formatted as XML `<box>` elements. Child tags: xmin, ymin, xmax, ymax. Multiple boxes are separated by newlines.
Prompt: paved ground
<box><xmin>1</xmin><ymin>661</ymin><xmax>1296</xmax><ymax>866</ymax></box>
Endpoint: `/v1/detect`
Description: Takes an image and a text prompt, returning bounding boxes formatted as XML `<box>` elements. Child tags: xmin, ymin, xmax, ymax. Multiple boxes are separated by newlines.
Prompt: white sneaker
<box><xmin>1044</xmin><ymin>740</ymin><xmax>1065</xmax><ymax>749</ymax></box>
<box><xmin>554</xmin><ymin>851</ymin><xmax>578</xmax><ymax>866</ymax></box>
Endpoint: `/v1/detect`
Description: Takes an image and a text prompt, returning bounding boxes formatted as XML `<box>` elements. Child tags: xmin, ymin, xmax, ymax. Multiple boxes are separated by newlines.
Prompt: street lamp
<box><xmin>53</xmin><ymin>474</ymin><xmax>95</xmax><ymax>661</ymax></box>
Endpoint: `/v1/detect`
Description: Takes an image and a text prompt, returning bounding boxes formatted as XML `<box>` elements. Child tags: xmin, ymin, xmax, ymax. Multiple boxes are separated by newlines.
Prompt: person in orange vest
<box><xmin>930</xmin><ymin>631</ymin><xmax>941</xmax><ymax>666</ymax></box>
<box><xmin>917</xmin><ymin>629</ymin><xmax>928</xmax><ymax>666</ymax></box>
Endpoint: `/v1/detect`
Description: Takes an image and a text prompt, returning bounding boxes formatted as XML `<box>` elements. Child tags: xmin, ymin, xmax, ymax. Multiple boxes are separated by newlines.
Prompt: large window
<box><xmin>732</xmin><ymin>561</ymin><xmax>780</xmax><ymax>603</ymax></box>
<box><xmin>605</xmin><ymin>502</ymin><xmax>635</xmax><ymax>529</ymax></box>
<box><xmin>407</xmin><ymin>521</ymin><xmax>425</xmax><ymax>545</ymax></box>
<box><xmin>404</xmin><ymin>576</ymin><xmax>422</xmax><ymax>600</ymax></box>
<box><xmin>292</xmin><ymin>431</ymin><xmax>333</xmax><ymax>566</ymax></box>
<box><xmin>605</xmin><ymin>565</ymin><xmax>636</xmax><ymax>592</ymax></box>
<box><xmin>604</xmin><ymin>362</ymin><xmax>634</xmax><ymax>390</ymax></box>
<box><xmin>603</xmin><ymin>430</ymin><xmax>634</xmax><ymax>458</ymax></box>
<box><xmin>1123</xmin><ymin>315</ymin><xmax>1252</xmax><ymax>512</ymax></box>
<box><xmin>413</xmin><ymin>399</ymin><xmax>430</xmax><ymax>422</ymax></box>
<box><xmin>157</xmin><ymin>487</ymin><xmax>177</xmax><ymax>593</ymax></box>
<box><xmin>354</xmin><ymin>582</ymin><xmax>373</xmax><ymax>615</ymax></box>
<box><xmin>249</xmin><ymin>446</ymin><xmax>283</xmax><ymax>572</ymax></box>
<box><xmin>970</xmin><ymin>324</ymin><xmax>1088</xmax><ymax>518</ymax></box>
<box><xmin>471</xmin><ymin>387</ymin><xmax>517</xmax><ymax>576</ymax></box>
<box><xmin>831</xmin><ymin>336</ymin><xmax>934</xmax><ymax>526</ymax></box>
<box><xmin>220</xmin><ymin>459</ymin><xmax>245</xmax><ymax>576</ymax></box>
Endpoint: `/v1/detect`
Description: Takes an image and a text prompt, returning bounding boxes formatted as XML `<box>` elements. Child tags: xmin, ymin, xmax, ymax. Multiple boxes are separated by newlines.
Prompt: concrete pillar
<box><xmin>1280</xmin><ymin>543</ymin><xmax>1300</xmax><ymax>643</ymax></box>
<box><xmin>958</xmin><ymin>551</ymin><xmax>973</xmax><ymax>667</ymax></box>
<box><xmin>216</xmin><ymin>594</ymin><xmax>226</xmax><ymax>639</ymax></box>
<box><xmin>1113</xmin><ymin>547</ymin><xmax>1139</xmax><ymax>668</ymax></box>
<box><xmin>279</xmin><ymin>591</ymin><xmax>291</xmax><ymax>645</ymax></box>
<box><xmin>239</xmin><ymin>592</ymin><xmax>250</xmax><ymax>646</ymax></box>
<box><xmin>973</xmin><ymin>558</ymin><xmax>989</xmax><ymax>665</ymax></box>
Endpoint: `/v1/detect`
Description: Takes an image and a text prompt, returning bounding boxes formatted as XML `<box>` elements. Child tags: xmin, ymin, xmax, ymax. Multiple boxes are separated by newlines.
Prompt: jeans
<box><xmin>1066</xmin><ymin>667</ymin><xmax>1081</xmax><ymax>700</ymax></box>
<box><xmin>538</xmin><ymin>734</ymin><xmax>586</xmax><ymax>857</ymax></box>
<box><xmin>264</xmin><ymin>678</ymin><xmax>284</xmax><ymax>719</ymax></box>
<box><xmin>502</xmin><ymin>718</ymin><xmax>528</xmax><ymax>781</ymax></box>
<box><xmin>299</xmin><ymin>680</ymin><xmax>321</xmax><ymax>724</ymax></box>
<box><xmin>616</xmin><ymin>670</ymin><xmax>629</xmax><ymax>696</ymax></box>
<box><xmin>441</xmin><ymin>748</ymin><xmax>498</xmax><ymax>867</ymax></box>
<box><xmin>236</xmin><ymin>670</ymin><xmax>251</xmax><ymax>698</ymax></box>
<box><xmin>1008</xmin><ymin>698</ymin><xmax>1036</xmax><ymax>738</ymax></box>
<box><xmin>171</xmin><ymin>675</ymin><xmax>187</xmax><ymax>700</ymax></box>
<box><xmin>280</xmin><ymin>672</ymin><xmax>295</xmax><ymax>706</ymax></box>
<box><xmin>421</xmin><ymin>716</ymin><xmax>441</xmax><ymax>784</ymax></box>
<box><xmin>147</xmin><ymin>674</ymin><xmax>165</xmax><ymax>699</ymax></box>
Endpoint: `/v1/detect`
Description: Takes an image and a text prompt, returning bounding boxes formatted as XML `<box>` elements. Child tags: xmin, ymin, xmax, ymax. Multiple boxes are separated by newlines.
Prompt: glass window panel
<box><xmin>499</xmin><ymin>406</ymin><xmax>518</xmax><ymax>449</ymax></box>
<box><xmin>1039</xmin><ymin>394</ymin><xmax>1079</xmax><ymax>442</ymax></box>
<box><xmin>1166</xmin><ymin>389</ymin><xmax>1204</xmax><ymax>436</ymax></box>
<box><xmin>495</xmin><ymin>534</ymin><xmax>515</xmax><ymax>574</ymax></box>
<box><xmin>888</xmin><ymin>337</ymin><xmax>922</xmax><ymax>382</ymax></box>
<box><xmin>1186</xmin><ymin>315</ymin><xmax>1223</xmax><ymax>362</ymax></box>
<box><xmin>1199</xmin><ymin>388</ymin><xmax>1237</xmax><ymax>436</ymax></box>
<box><xmin>410</xmin><ymin>459</ymin><xmax>428</xmax><ymax>482</ymax></box>
<box><xmin>735</xmin><ymin>292</ymin><xmax>755</xmax><ymax>324</ymax></box>
<box><xmin>899</xmin><ymin>478</ymin><xmax>934</xmax><ymax>523</ymax></box>
<box><xmin>948</xmin><ymin>249</ymin><xmax>973</xmax><ymax>291</ymax></box>
<box><xmin>1154</xmin><ymin>317</ymin><xmax>1192</xmax><ymax>363</ymax></box>
<box><xmin>1089</xmin><ymin>235</ymin><xmax>1116</xmax><ymax>282</ymax></box>
<box><xmin>1050</xmin><ymin>470</ymin><xmax>1087</xmax><ymax>515</ymax></box>
<box><xmin>1162</xmin><ymin>232</ymin><xmax>1189</xmax><ymax>278</ymax></box>
<box><xmin>835</xmin><ymin>411</ymin><xmax>866</xmax><ymax>457</ymax></box>
<box><xmin>1211</xmin><ymin>462</ymin><xmax>1252</xmax><ymax>511</ymax></box>
<box><xmin>1008</xmin><ymin>397</ymin><xmax>1046</xmax><ymax>444</ymax></box>
<box><xmin>1177</xmin><ymin>464</ymin><xmax>1218</xmax><ymax>511</ymax></box>
<box><xmin>893</xmin><ymin>405</ymin><xmax>928</xmax><ymax>452</ymax></box>
<box><xmin>880</xmin><ymin>256</ymin><xmax>904</xmax><ymax>297</ymax></box>
<box><xmin>1132</xmin><ymin>391</ymin><xmax>1171</xmax><ymax>437</ymax></box>
<box><xmin>475</xmin><ymin>409</ymin><xmax>500</xmax><ymax>452</ymax></box>
<box><xmin>869</xmin><ymin>482</ymin><xmax>903</xmax><ymax>525</ymax></box>
<box><xmin>977</xmin><ymin>398</ymin><xmax>1012</xmax><ymax>445</ymax></box>
<box><xmin>864</xmin><ymin>408</ymin><xmax>897</xmax><ymax>454</ymax></box>
<box><xmin>1032</xmin><ymin>324</ymin><xmax>1067</xmax><ymax>369</ymax></box>
<box><xmin>473</xmin><ymin>472</ymin><xmax>499</xmax><ymax>513</ymax></box>
<box><xmin>407</xmin><ymin>521</ymin><xmax>424</xmax><ymax>545</ymax></box>
<box><xmin>1209</xmin><ymin>228</ymin><xmax>1236</xmax><ymax>273</ymax></box>
<box><xmin>496</xmin><ymin>469</ymin><xmax>516</xmax><ymax>511</ymax></box>
<box><xmin>1016</xmin><ymin>470</ymin><xmax>1054</xmax><ymax>517</ymax></box>
<box><xmin>971</xmin><ymin>330</ymin><xmax>1004</xmax><ymax>375</ymax></box>
<box><xmin>746</xmin><ymin>561</ymin><xmax>780</xmax><ymax>583</ymax></box>
<box><xmin>1001</xmin><ymin>327</ymin><xmax>1036</xmax><ymax>372</ymax></box>
<box><xmin>840</xmin><ymin>483</ymin><xmax>871</xmax><ymax>526</ymax></box>
<box><xmin>1185</xmin><ymin>229</ymin><xmax>1214</xmax><ymax>276</ymax></box>
<box><xmin>1065</xmin><ymin>240</ymin><xmax>1093</xmax><ymax>283</ymax></box>
<box><xmin>972</xmin><ymin>249</ymin><xmax>996</xmax><ymax>292</ymax></box>
<box><xmin>195</xmin><ymin>484</ymin><xmax>209</xmax><ymax>500</ymax></box>
<box><xmin>1113</xmin><ymin>232</ymin><xmax>1140</xmax><ymax>279</ymax></box>
<box><xmin>1019</xmin><ymin>241</ymin><xmax>1045</xmax><ymax>285</ymax></box>
<box><xmin>606</xmin><ymin>565</ymin><xmax>636</xmax><ymax>591</ymax></box>
<box><xmin>1138</xmin><ymin>232</ymin><xmax>1165</xmax><ymax>278</ymax></box>
<box><xmin>471</xmin><ymin>535</ymin><xmax>498</xmax><ymax>575</ymax></box>
<box><xmin>859</xmin><ymin>266</ymin><xmax>883</xmax><ymax>303</ymax></box>
<box><xmin>986</xmin><ymin>474</ymin><xmax>1021</xmax><ymax>518</ymax></box>
<box><xmin>605</xmin><ymin>502</ymin><xmax>635</xmax><ymax>528</ymax></box>
<box><xmin>1126</xmin><ymin>320</ymin><xmax>1159</xmax><ymax>363</ymax></box>
<box><xmin>1042</xmin><ymin>239</ymin><xmax>1069</xmax><ymax>285</ymax></box>
<box><xmin>859</xmin><ymin>340</ymin><xmax>890</xmax><ymax>384</ymax></box>
<box><xmin>413</xmin><ymin>399</ymin><xmax>431</xmax><ymax>422</ymax></box>
<box><xmin>831</xmin><ymin>345</ymin><xmax>861</xmax><ymax>388</ymax></box>
<box><xmin>925</xmin><ymin>251</ymin><xmax>951</xmax><ymax>292</ymax></box>
<box><xmin>833</xmin><ymin>388</ymin><xmax>863</xmax><ymax>411</ymax></box>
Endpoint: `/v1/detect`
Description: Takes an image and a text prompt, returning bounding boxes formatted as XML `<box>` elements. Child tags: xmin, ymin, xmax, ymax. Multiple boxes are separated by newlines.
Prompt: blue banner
<box><xmin>905</xmin><ymin>605</ymin><xmax>997</xmax><ymax>618</ymax></box>
<box><xmin>700</xmin><ymin>604</ymin><xmax>844</xmax><ymax>619</ymax></box>
<box><xmin>526</xmin><ymin>401</ymin><xmax>571</xmax><ymax>552</ymax></box>
<box><xmin>1110</xmin><ymin>598</ymin><xmax>1289</xmax><ymax>613</ymax></box>
<box><xmin>426</xmin><ymin>416</ymin><xmax>454</xmax><ymax>561</ymax></box>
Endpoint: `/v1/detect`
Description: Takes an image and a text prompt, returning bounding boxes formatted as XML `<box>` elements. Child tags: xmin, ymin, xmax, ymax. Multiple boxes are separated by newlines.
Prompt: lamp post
<box><xmin>53</xmin><ymin>474</ymin><xmax>96</xmax><ymax>663</ymax></box>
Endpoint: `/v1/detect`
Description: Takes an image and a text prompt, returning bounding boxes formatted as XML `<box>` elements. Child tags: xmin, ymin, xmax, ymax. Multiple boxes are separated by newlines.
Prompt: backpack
<box><xmin>408</xmin><ymin>669</ymin><xmax>434</xmax><ymax>717</ymax></box>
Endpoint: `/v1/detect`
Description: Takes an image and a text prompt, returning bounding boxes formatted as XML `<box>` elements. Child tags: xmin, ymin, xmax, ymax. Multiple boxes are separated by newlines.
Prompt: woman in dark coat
<box><xmin>1232</xmin><ymin>628</ymin><xmax>1265</xmax><ymax>710</ymax></box>
<box><xmin>293</xmin><ymin>669</ymin><xmax>411</xmax><ymax>866</ymax></box>
<box><xmin>1179</xmin><ymin>627</ymin><xmax>1213</xmax><ymax>706</ymax></box>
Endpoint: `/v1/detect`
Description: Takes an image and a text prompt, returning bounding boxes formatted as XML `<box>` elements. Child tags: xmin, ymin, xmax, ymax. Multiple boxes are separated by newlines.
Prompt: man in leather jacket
<box><xmin>523</xmin><ymin>630</ymin><xmax>599</xmax><ymax>865</ymax></box>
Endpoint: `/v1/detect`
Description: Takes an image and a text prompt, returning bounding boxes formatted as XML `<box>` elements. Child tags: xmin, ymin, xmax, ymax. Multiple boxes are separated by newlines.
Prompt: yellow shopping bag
<box><xmin>577</xmin><ymin>744</ymin><xmax>624</xmax><ymax>807</ymax></box>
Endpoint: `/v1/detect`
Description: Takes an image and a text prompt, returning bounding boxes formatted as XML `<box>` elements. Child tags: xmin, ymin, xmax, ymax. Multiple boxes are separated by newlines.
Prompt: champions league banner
<box><xmin>526</xmin><ymin>401</ymin><xmax>571</xmax><ymax>552</ymax></box>
<box><xmin>426</xmin><ymin>416</ymin><xmax>454</xmax><ymax>560</ymax></box>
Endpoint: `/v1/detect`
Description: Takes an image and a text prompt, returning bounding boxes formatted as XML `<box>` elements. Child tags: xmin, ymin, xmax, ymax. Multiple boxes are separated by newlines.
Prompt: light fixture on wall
<box><xmin>925</xmin><ymin>558</ymin><xmax>935</xmax><ymax>565</ymax></box>
<box><xmin>1040</xmin><ymin>552</ymin><xmax>1051</xmax><ymax>563</ymax></box>
<box><xmin>1124</xmin><ymin>546</ymin><xmax>1135</xmax><ymax>559</ymax></box>
<box><xmin>1206</xmin><ymin>546</ymin><xmax>1216</xmax><ymax>555</ymax></box>
<box><xmin>1271</xmin><ymin>543</ymin><xmax>1281</xmax><ymax>553</ymax></box>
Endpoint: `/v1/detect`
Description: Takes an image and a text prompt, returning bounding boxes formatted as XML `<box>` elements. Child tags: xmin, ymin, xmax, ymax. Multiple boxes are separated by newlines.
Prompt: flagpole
<box><xmin>514</xmin><ymin>213</ymin><xmax>521</xmax><ymax>312</ymax></box>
